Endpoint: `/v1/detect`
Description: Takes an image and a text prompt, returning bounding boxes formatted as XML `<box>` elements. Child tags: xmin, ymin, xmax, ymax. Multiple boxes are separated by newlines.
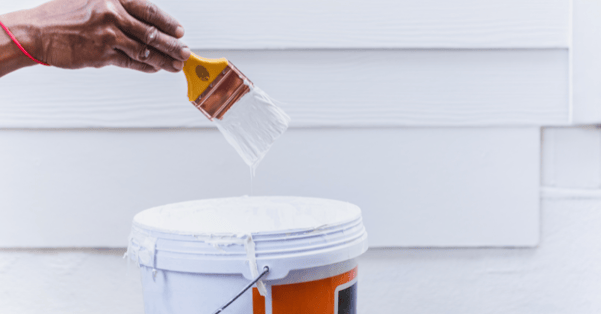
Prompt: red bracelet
<box><xmin>0</xmin><ymin>19</ymin><xmax>49</xmax><ymax>66</ymax></box>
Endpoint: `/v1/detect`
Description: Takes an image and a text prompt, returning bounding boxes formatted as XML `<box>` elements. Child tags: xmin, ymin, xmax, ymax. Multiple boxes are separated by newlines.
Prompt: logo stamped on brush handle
<box><xmin>196</xmin><ymin>65</ymin><xmax>210</xmax><ymax>81</ymax></box>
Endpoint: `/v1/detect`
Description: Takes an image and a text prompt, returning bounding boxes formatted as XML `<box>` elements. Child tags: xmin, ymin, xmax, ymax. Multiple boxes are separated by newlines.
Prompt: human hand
<box><xmin>28</xmin><ymin>0</ymin><xmax>191</xmax><ymax>73</ymax></box>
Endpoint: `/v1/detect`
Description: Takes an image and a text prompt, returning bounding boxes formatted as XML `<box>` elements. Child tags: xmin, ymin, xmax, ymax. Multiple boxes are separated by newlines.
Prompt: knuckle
<box><xmin>99</xmin><ymin>2</ymin><xmax>119</xmax><ymax>22</ymax></box>
<box><xmin>144</xmin><ymin>26</ymin><xmax>158</xmax><ymax>44</ymax></box>
<box><xmin>101</xmin><ymin>29</ymin><xmax>118</xmax><ymax>45</ymax></box>
<box><xmin>99</xmin><ymin>11</ymin><xmax>116</xmax><ymax>23</ymax></box>
<box><xmin>138</xmin><ymin>46</ymin><xmax>150</xmax><ymax>60</ymax></box>
<box><xmin>164</xmin><ymin>16</ymin><xmax>178</xmax><ymax>33</ymax></box>
<box><xmin>165</xmin><ymin>38</ymin><xmax>180</xmax><ymax>53</ymax></box>
<box><xmin>144</xmin><ymin>1</ymin><xmax>159</xmax><ymax>20</ymax></box>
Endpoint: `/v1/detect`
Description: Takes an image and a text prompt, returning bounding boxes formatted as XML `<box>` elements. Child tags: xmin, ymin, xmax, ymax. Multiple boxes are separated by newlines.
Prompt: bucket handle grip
<box><xmin>213</xmin><ymin>266</ymin><xmax>270</xmax><ymax>314</ymax></box>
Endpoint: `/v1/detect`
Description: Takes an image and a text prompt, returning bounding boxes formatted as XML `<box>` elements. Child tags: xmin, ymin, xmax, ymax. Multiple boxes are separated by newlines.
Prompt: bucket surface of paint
<box><xmin>127</xmin><ymin>196</ymin><xmax>368</xmax><ymax>314</ymax></box>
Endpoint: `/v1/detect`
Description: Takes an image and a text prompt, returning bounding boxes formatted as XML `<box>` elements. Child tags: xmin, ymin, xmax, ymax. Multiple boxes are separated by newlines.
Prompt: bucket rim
<box><xmin>127</xmin><ymin>196</ymin><xmax>368</xmax><ymax>280</ymax></box>
<box><xmin>132</xmin><ymin>195</ymin><xmax>363</xmax><ymax>236</ymax></box>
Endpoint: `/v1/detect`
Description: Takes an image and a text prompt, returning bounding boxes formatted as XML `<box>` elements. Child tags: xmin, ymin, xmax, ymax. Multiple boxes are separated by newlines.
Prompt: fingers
<box><xmin>111</xmin><ymin>50</ymin><xmax>159</xmax><ymax>73</ymax></box>
<box><xmin>118</xmin><ymin>14</ymin><xmax>191</xmax><ymax>62</ymax></box>
<box><xmin>120</xmin><ymin>0</ymin><xmax>185</xmax><ymax>38</ymax></box>
<box><xmin>112</xmin><ymin>0</ymin><xmax>190</xmax><ymax>73</ymax></box>
<box><xmin>115</xmin><ymin>33</ymin><xmax>184</xmax><ymax>72</ymax></box>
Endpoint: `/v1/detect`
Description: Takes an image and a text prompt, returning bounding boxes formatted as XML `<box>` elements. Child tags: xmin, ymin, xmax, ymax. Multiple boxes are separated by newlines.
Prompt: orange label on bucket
<box><xmin>253</xmin><ymin>267</ymin><xmax>358</xmax><ymax>314</ymax></box>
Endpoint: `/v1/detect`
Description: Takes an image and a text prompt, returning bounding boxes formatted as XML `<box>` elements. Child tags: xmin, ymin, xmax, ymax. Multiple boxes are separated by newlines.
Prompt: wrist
<box><xmin>0</xmin><ymin>10</ymin><xmax>45</xmax><ymax>68</ymax></box>
<box><xmin>8</xmin><ymin>10</ymin><xmax>45</xmax><ymax>62</ymax></box>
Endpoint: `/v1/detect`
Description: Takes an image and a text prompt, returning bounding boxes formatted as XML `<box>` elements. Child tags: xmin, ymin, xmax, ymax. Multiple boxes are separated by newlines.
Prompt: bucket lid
<box><xmin>127</xmin><ymin>196</ymin><xmax>368</xmax><ymax>280</ymax></box>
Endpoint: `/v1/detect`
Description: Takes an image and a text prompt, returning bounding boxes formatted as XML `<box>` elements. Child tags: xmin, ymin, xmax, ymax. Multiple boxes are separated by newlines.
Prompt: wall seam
<box><xmin>568</xmin><ymin>0</ymin><xmax>574</xmax><ymax>124</ymax></box>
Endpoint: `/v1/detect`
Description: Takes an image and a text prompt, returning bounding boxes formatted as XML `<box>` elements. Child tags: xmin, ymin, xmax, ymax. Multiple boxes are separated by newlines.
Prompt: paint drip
<box><xmin>214</xmin><ymin>83</ymin><xmax>290</xmax><ymax>176</ymax></box>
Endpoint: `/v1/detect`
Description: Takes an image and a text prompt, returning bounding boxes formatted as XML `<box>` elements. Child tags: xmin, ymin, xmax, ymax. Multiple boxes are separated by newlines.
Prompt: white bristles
<box><xmin>214</xmin><ymin>85</ymin><xmax>290</xmax><ymax>175</ymax></box>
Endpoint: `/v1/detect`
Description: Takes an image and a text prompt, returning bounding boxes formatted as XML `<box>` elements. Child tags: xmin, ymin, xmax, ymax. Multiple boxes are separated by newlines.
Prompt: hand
<box><xmin>29</xmin><ymin>0</ymin><xmax>191</xmax><ymax>73</ymax></box>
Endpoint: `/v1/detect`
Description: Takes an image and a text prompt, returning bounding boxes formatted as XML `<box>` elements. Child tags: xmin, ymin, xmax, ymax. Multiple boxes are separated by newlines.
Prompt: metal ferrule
<box><xmin>191</xmin><ymin>62</ymin><xmax>253</xmax><ymax>121</ymax></box>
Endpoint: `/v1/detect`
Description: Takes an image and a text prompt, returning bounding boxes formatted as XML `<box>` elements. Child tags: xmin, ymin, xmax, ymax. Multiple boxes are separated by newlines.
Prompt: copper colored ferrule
<box><xmin>191</xmin><ymin>62</ymin><xmax>253</xmax><ymax>121</ymax></box>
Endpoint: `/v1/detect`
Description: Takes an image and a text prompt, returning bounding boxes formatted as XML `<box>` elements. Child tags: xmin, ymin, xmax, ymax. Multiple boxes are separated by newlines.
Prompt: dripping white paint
<box><xmin>214</xmin><ymin>83</ymin><xmax>290</xmax><ymax>176</ymax></box>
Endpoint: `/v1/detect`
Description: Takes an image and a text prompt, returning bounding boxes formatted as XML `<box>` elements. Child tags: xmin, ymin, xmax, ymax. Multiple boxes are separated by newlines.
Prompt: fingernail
<box><xmin>144</xmin><ymin>48</ymin><xmax>150</xmax><ymax>59</ymax></box>
<box><xmin>181</xmin><ymin>47</ymin><xmax>191</xmax><ymax>60</ymax></box>
<box><xmin>175</xmin><ymin>26</ymin><xmax>185</xmax><ymax>38</ymax></box>
<box><xmin>172</xmin><ymin>60</ymin><xmax>184</xmax><ymax>71</ymax></box>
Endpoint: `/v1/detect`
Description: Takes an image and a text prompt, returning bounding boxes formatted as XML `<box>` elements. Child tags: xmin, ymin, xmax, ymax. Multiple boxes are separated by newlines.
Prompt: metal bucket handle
<box><xmin>213</xmin><ymin>266</ymin><xmax>270</xmax><ymax>314</ymax></box>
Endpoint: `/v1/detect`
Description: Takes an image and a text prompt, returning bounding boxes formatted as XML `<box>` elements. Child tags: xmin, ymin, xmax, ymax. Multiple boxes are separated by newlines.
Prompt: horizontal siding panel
<box><xmin>0</xmin><ymin>49</ymin><xmax>569</xmax><ymax>128</ymax></box>
<box><xmin>0</xmin><ymin>128</ymin><xmax>540</xmax><ymax>247</ymax></box>
<box><xmin>572</xmin><ymin>0</ymin><xmax>601</xmax><ymax>124</ymax></box>
<box><xmin>1</xmin><ymin>0</ymin><xmax>570</xmax><ymax>49</ymax></box>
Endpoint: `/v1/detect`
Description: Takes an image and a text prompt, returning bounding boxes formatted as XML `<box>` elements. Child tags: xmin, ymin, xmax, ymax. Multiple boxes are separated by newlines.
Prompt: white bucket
<box><xmin>127</xmin><ymin>196</ymin><xmax>368</xmax><ymax>314</ymax></box>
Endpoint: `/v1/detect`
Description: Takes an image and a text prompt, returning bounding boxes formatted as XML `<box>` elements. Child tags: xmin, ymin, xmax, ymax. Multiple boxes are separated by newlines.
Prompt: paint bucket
<box><xmin>126</xmin><ymin>196</ymin><xmax>368</xmax><ymax>314</ymax></box>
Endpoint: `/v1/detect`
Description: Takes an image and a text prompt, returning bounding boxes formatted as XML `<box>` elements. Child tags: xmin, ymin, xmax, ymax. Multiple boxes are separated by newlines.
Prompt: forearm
<box><xmin>0</xmin><ymin>9</ymin><xmax>44</xmax><ymax>78</ymax></box>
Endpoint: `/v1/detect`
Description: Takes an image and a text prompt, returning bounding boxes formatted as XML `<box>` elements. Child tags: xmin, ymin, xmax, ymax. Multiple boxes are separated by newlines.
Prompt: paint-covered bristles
<box><xmin>214</xmin><ymin>85</ymin><xmax>290</xmax><ymax>174</ymax></box>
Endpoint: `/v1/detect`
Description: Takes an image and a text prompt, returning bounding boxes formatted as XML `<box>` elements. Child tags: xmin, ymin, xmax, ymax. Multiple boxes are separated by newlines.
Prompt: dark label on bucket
<box><xmin>253</xmin><ymin>267</ymin><xmax>358</xmax><ymax>314</ymax></box>
<box><xmin>336</xmin><ymin>281</ymin><xmax>357</xmax><ymax>314</ymax></box>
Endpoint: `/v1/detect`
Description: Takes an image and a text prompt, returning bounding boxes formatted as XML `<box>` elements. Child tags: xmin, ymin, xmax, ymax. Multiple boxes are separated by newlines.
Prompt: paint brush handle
<box><xmin>183</xmin><ymin>53</ymin><xmax>229</xmax><ymax>102</ymax></box>
<box><xmin>183</xmin><ymin>53</ymin><xmax>253</xmax><ymax>121</ymax></box>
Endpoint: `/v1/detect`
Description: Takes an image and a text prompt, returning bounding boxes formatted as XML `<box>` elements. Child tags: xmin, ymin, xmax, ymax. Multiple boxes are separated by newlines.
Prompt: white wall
<box><xmin>2</xmin><ymin>0</ymin><xmax>601</xmax><ymax>312</ymax></box>
<box><xmin>0</xmin><ymin>128</ymin><xmax>540</xmax><ymax>247</ymax></box>
<box><xmin>0</xmin><ymin>50</ymin><xmax>569</xmax><ymax>128</ymax></box>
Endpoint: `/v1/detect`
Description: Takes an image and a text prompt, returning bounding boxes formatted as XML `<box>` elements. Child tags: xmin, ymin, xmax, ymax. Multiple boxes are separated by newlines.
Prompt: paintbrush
<box><xmin>182</xmin><ymin>53</ymin><xmax>290</xmax><ymax>174</ymax></box>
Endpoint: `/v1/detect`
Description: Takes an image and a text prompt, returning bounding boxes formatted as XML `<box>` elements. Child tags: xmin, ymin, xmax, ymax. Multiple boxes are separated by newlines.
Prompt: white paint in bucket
<box><xmin>126</xmin><ymin>196</ymin><xmax>368</xmax><ymax>314</ymax></box>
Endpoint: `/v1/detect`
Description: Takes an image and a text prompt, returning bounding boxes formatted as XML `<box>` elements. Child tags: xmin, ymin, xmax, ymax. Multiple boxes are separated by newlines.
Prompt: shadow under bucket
<box><xmin>126</xmin><ymin>196</ymin><xmax>368</xmax><ymax>314</ymax></box>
